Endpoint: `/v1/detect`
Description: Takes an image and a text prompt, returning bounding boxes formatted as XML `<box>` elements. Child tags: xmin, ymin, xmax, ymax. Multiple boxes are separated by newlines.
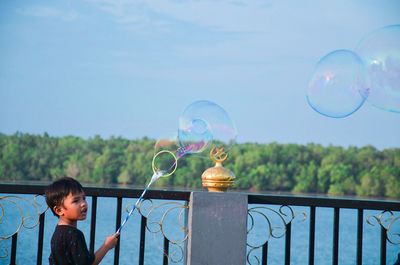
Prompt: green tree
<box><xmin>327</xmin><ymin>163</ymin><xmax>356</xmax><ymax>195</ymax></box>
<box><xmin>0</xmin><ymin>132</ymin><xmax>399</xmax><ymax>199</ymax></box>
<box><xmin>293</xmin><ymin>161</ymin><xmax>318</xmax><ymax>193</ymax></box>
<box><xmin>356</xmin><ymin>167</ymin><xmax>385</xmax><ymax>197</ymax></box>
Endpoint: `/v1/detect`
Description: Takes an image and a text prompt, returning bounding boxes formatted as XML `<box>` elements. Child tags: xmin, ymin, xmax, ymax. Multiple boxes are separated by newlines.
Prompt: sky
<box><xmin>0</xmin><ymin>0</ymin><xmax>399</xmax><ymax>150</ymax></box>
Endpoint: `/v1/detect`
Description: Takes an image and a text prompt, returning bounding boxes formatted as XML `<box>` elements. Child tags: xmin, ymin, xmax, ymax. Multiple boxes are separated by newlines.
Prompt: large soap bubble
<box><xmin>152</xmin><ymin>100</ymin><xmax>236</xmax><ymax>176</ymax></box>
<box><xmin>152</xmin><ymin>128</ymin><xmax>211</xmax><ymax>177</ymax></box>
<box><xmin>178</xmin><ymin>100</ymin><xmax>237</xmax><ymax>158</ymax></box>
<box><xmin>355</xmin><ymin>25</ymin><xmax>400</xmax><ymax>113</ymax></box>
<box><xmin>307</xmin><ymin>49</ymin><xmax>370</xmax><ymax>118</ymax></box>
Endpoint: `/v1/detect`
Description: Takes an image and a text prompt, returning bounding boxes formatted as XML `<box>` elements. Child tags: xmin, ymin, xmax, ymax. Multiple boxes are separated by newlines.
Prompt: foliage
<box><xmin>0</xmin><ymin>132</ymin><xmax>399</xmax><ymax>198</ymax></box>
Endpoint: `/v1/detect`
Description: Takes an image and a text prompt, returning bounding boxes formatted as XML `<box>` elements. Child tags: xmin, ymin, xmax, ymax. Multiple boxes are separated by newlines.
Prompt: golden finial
<box><xmin>210</xmin><ymin>147</ymin><xmax>228</xmax><ymax>163</ymax></box>
<box><xmin>201</xmin><ymin>147</ymin><xmax>236</xmax><ymax>192</ymax></box>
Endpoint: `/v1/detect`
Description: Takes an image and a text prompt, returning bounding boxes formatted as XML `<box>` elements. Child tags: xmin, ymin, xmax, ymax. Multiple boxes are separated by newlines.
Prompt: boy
<box><xmin>45</xmin><ymin>177</ymin><xmax>119</xmax><ymax>265</ymax></box>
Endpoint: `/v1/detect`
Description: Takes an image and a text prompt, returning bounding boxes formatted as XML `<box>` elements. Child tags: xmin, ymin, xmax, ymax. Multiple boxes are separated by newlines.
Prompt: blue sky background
<box><xmin>0</xmin><ymin>0</ymin><xmax>399</xmax><ymax>150</ymax></box>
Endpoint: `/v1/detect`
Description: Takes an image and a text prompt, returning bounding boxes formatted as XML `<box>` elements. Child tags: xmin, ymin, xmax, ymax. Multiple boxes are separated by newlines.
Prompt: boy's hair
<box><xmin>45</xmin><ymin>177</ymin><xmax>84</xmax><ymax>217</ymax></box>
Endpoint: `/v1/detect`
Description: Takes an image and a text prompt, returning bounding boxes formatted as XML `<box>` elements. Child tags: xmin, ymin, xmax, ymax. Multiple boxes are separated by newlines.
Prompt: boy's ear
<box><xmin>54</xmin><ymin>206</ymin><xmax>64</xmax><ymax>216</ymax></box>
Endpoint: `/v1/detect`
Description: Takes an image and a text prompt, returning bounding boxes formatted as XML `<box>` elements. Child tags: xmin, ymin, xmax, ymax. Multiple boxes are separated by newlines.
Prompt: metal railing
<box><xmin>1</xmin><ymin>184</ymin><xmax>399</xmax><ymax>265</ymax></box>
<box><xmin>0</xmin><ymin>184</ymin><xmax>190</xmax><ymax>265</ymax></box>
<box><xmin>247</xmin><ymin>194</ymin><xmax>400</xmax><ymax>265</ymax></box>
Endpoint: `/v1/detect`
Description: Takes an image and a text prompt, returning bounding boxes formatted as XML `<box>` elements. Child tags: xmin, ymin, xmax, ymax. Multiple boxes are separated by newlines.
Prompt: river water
<box><xmin>1</xmin><ymin>194</ymin><xmax>399</xmax><ymax>265</ymax></box>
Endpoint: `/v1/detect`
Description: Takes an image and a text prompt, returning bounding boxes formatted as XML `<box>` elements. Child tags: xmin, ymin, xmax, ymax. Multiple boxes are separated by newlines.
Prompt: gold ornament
<box><xmin>201</xmin><ymin>147</ymin><xmax>236</xmax><ymax>192</ymax></box>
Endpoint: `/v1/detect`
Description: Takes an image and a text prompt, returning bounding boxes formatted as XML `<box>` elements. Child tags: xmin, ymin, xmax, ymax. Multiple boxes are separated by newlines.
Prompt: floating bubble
<box><xmin>178</xmin><ymin>100</ymin><xmax>237</xmax><ymax>157</ymax></box>
<box><xmin>152</xmin><ymin>100</ymin><xmax>237</xmax><ymax>175</ymax></box>
<box><xmin>307</xmin><ymin>49</ymin><xmax>370</xmax><ymax>118</ymax></box>
<box><xmin>177</xmin><ymin>118</ymin><xmax>213</xmax><ymax>157</ymax></box>
<box><xmin>153</xmin><ymin>133</ymin><xmax>180</xmax><ymax>177</ymax></box>
<box><xmin>355</xmin><ymin>25</ymin><xmax>400</xmax><ymax>113</ymax></box>
<box><xmin>152</xmin><ymin>120</ymin><xmax>213</xmax><ymax>177</ymax></box>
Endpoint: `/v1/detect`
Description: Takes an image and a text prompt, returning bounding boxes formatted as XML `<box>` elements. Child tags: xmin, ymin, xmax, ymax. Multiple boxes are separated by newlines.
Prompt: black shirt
<box><xmin>49</xmin><ymin>225</ymin><xmax>95</xmax><ymax>265</ymax></box>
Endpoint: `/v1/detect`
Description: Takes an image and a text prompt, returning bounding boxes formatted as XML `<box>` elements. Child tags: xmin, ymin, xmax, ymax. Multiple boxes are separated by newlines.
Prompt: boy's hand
<box><xmin>93</xmin><ymin>233</ymin><xmax>121</xmax><ymax>265</ymax></box>
<box><xmin>104</xmin><ymin>232</ymin><xmax>120</xmax><ymax>250</ymax></box>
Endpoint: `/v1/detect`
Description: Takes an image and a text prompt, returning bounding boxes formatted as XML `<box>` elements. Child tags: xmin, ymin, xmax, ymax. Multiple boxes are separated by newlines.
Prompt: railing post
<box><xmin>186</xmin><ymin>192</ymin><xmax>248</xmax><ymax>265</ymax></box>
<box><xmin>89</xmin><ymin>196</ymin><xmax>98</xmax><ymax>253</ymax></box>
<box><xmin>262</xmin><ymin>242</ymin><xmax>268</xmax><ymax>265</ymax></box>
<box><xmin>37</xmin><ymin>213</ymin><xmax>45</xmax><ymax>265</ymax></box>
<box><xmin>380</xmin><ymin>225</ymin><xmax>387</xmax><ymax>265</ymax></box>
<box><xmin>10</xmin><ymin>233</ymin><xmax>18</xmax><ymax>265</ymax></box>
<box><xmin>285</xmin><ymin>222</ymin><xmax>291</xmax><ymax>265</ymax></box>
<box><xmin>309</xmin><ymin>206</ymin><xmax>316</xmax><ymax>265</ymax></box>
<box><xmin>139</xmin><ymin>215</ymin><xmax>147</xmax><ymax>265</ymax></box>
<box><xmin>356</xmin><ymin>209</ymin><xmax>363</xmax><ymax>265</ymax></box>
<box><xmin>114</xmin><ymin>197</ymin><xmax>122</xmax><ymax>265</ymax></box>
<box><xmin>163</xmin><ymin>237</ymin><xmax>170</xmax><ymax>265</ymax></box>
<box><xmin>332</xmin><ymin>208</ymin><xmax>339</xmax><ymax>265</ymax></box>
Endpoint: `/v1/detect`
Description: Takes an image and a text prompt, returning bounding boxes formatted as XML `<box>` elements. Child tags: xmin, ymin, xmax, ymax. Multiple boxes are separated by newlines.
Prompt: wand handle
<box><xmin>117</xmin><ymin>185</ymin><xmax>149</xmax><ymax>233</ymax></box>
<box><xmin>116</xmin><ymin>172</ymin><xmax>161</xmax><ymax>233</ymax></box>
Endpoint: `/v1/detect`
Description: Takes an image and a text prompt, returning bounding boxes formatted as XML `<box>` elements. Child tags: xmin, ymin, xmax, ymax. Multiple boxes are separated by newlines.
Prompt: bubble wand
<box><xmin>117</xmin><ymin>150</ymin><xmax>178</xmax><ymax>233</ymax></box>
<box><xmin>117</xmin><ymin>110</ymin><xmax>216</xmax><ymax>233</ymax></box>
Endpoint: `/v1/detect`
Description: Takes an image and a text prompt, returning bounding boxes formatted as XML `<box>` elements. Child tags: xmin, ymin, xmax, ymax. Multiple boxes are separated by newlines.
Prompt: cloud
<box><xmin>86</xmin><ymin>0</ymin><xmax>273</xmax><ymax>32</ymax></box>
<box><xmin>17</xmin><ymin>6</ymin><xmax>78</xmax><ymax>21</ymax></box>
<box><xmin>147</xmin><ymin>0</ymin><xmax>273</xmax><ymax>32</ymax></box>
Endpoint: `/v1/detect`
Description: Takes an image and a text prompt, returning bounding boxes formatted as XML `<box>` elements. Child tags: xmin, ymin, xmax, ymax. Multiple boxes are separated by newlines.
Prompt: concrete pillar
<box><xmin>186</xmin><ymin>191</ymin><xmax>248</xmax><ymax>265</ymax></box>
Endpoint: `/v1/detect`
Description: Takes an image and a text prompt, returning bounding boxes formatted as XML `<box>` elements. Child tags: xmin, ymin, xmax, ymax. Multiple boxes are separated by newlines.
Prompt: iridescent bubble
<box><xmin>152</xmin><ymin>118</ymin><xmax>213</xmax><ymax>176</ymax></box>
<box><xmin>177</xmin><ymin>118</ymin><xmax>213</xmax><ymax>157</ymax></box>
<box><xmin>153</xmin><ymin>100</ymin><xmax>237</xmax><ymax>174</ymax></box>
<box><xmin>153</xmin><ymin>134</ymin><xmax>179</xmax><ymax>175</ymax></box>
<box><xmin>178</xmin><ymin>100</ymin><xmax>237</xmax><ymax>157</ymax></box>
<box><xmin>307</xmin><ymin>49</ymin><xmax>370</xmax><ymax>118</ymax></box>
<box><xmin>355</xmin><ymin>25</ymin><xmax>400</xmax><ymax>113</ymax></box>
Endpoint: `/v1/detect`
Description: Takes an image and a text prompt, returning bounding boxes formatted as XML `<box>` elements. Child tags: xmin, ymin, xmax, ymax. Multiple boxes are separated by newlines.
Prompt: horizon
<box><xmin>2</xmin><ymin>130</ymin><xmax>398</xmax><ymax>151</ymax></box>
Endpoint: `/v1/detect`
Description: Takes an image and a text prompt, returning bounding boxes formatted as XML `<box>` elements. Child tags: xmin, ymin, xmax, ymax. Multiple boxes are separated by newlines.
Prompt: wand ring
<box><xmin>152</xmin><ymin>150</ymin><xmax>178</xmax><ymax>177</ymax></box>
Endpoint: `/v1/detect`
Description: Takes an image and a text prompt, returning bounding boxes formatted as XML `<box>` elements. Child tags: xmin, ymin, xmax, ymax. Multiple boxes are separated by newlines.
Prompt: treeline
<box><xmin>0</xmin><ymin>132</ymin><xmax>399</xmax><ymax>198</ymax></box>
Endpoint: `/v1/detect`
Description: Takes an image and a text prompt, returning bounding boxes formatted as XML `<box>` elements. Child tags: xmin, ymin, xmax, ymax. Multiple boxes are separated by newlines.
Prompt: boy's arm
<box><xmin>92</xmin><ymin>233</ymin><xmax>120</xmax><ymax>265</ymax></box>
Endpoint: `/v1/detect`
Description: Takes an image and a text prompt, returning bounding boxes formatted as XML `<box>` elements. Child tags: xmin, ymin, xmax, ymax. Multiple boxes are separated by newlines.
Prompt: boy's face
<box><xmin>55</xmin><ymin>191</ymin><xmax>88</xmax><ymax>226</ymax></box>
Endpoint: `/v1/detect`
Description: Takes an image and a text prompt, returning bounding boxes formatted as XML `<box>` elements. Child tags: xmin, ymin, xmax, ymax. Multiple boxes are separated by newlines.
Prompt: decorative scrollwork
<box><xmin>210</xmin><ymin>147</ymin><xmax>228</xmax><ymax>163</ymax></box>
<box><xmin>0</xmin><ymin>195</ymin><xmax>48</xmax><ymax>258</ymax></box>
<box><xmin>367</xmin><ymin>210</ymin><xmax>400</xmax><ymax>245</ymax></box>
<box><xmin>246</xmin><ymin>205</ymin><xmax>306</xmax><ymax>265</ymax></box>
<box><xmin>125</xmin><ymin>199</ymin><xmax>189</xmax><ymax>263</ymax></box>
